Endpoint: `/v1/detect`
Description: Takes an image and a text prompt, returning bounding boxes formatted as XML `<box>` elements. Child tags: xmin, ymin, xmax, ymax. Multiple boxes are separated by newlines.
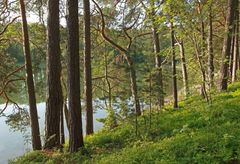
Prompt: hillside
<box><xmin>11</xmin><ymin>83</ymin><xmax>240</xmax><ymax>164</ymax></box>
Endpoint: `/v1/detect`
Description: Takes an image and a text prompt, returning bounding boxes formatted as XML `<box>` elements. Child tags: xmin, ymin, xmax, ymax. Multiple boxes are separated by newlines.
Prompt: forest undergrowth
<box><xmin>11</xmin><ymin>82</ymin><xmax>240</xmax><ymax>164</ymax></box>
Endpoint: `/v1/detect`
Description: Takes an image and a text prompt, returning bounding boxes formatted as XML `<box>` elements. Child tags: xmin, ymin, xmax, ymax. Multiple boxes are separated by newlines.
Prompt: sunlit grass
<box><xmin>10</xmin><ymin>82</ymin><xmax>240</xmax><ymax>164</ymax></box>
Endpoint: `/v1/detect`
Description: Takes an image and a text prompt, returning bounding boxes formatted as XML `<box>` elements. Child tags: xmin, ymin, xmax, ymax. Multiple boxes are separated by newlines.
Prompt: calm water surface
<box><xmin>0</xmin><ymin>103</ymin><xmax>107</xmax><ymax>164</ymax></box>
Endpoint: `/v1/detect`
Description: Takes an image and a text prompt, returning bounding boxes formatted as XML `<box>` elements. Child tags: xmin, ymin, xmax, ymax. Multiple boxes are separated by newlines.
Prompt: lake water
<box><xmin>0</xmin><ymin>103</ymin><xmax>107</xmax><ymax>164</ymax></box>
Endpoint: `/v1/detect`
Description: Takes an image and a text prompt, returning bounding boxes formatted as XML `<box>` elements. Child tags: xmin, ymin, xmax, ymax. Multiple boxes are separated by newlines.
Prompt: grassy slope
<box><xmin>11</xmin><ymin>83</ymin><xmax>240</xmax><ymax>164</ymax></box>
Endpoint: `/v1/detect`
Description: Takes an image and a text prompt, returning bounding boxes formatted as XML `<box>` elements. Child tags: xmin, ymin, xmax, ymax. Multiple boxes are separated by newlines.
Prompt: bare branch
<box><xmin>0</xmin><ymin>16</ymin><xmax>20</xmax><ymax>36</ymax></box>
<box><xmin>3</xmin><ymin>65</ymin><xmax>25</xmax><ymax>81</ymax></box>
<box><xmin>0</xmin><ymin>78</ymin><xmax>25</xmax><ymax>97</ymax></box>
<box><xmin>92</xmin><ymin>0</ymin><xmax>128</xmax><ymax>54</ymax></box>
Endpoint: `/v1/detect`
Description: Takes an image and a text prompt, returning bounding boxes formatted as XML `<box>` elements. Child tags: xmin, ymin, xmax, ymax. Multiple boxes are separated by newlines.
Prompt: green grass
<box><xmin>10</xmin><ymin>82</ymin><xmax>240</xmax><ymax>164</ymax></box>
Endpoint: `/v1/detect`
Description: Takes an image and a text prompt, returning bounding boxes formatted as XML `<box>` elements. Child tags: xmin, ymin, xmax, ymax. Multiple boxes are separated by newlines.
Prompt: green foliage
<box><xmin>5</xmin><ymin>108</ymin><xmax>30</xmax><ymax>133</ymax></box>
<box><xmin>9</xmin><ymin>151</ymin><xmax>49</xmax><ymax>164</ymax></box>
<box><xmin>98</xmin><ymin>107</ymin><xmax>118</xmax><ymax>130</ymax></box>
<box><xmin>11</xmin><ymin>83</ymin><xmax>240</xmax><ymax>163</ymax></box>
<box><xmin>85</xmin><ymin>123</ymin><xmax>134</xmax><ymax>150</ymax></box>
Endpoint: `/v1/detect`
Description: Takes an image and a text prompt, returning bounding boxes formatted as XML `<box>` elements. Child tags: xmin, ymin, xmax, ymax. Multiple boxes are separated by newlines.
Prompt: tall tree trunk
<box><xmin>44</xmin><ymin>0</ymin><xmax>63</xmax><ymax>149</ymax></box>
<box><xmin>178</xmin><ymin>40</ymin><xmax>189</xmax><ymax>98</ymax></box>
<box><xmin>61</xmin><ymin>78</ymin><xmax>70</xmax><ymax>133</ymax></box>
<box><xmin>220</xmin><ymin>0</ymin><xmax>237</xmax><ymax>91</ymax></box>
<box><xmin>197</xmin><ymin>1</ymin><xmax>206</xmax><ymax>60</ymax></box>
<box><xmin>152</xmin><ymin>27</ymin><xmax>164</xmax><ymax>108</ymax></box>
<box><xmin>232</xmin><ymin>1</ymin><xmax>239</xmax><ymax>82</ymax></box>
<box><xmin>60</xmin><ymin>104</ymin><xmax>65</xmax><ymax>145</ymax></box>
<box><xmin>128</xmin><ymin>59</ymin><xmax>141</xmax><ymax>116</ymax></box>
<box><xmin>170</xmin><ymin>22</ymin><xmax>178</xmax><ymax>108</ymax></box>
<box><xmin>229</xmin><ymin>33</ymin><xmax>235</xmax><ymax>79</ymax></box>
<box><xmin>208</xmin><ymin>5</ymin><xmax>214</xmax><ymax>88</ymax></box>
<box><xmin>19</xmin><ymin>0</ymin><xmax>42</xmax><ymax>150</ymax></box>
<box><xmin>201</xmin><ymin>20</ymin><xmax>206</xmax><ymax>57</ymax></box>
<box><xmin>197</xmin><ymin>1</ymin><xmax>209</xmax><ymax>101</ymax></box>
<box><xmin>67</xmin><ymin>0</ymin><xmax>84</xmax><ymax>152</ymax></box>
<box><xmin>84</xmin><ymin>0</ymin><xmax>94</xmax><ymax>135</ymax></box>
<box><xmin>150</xmin><ymin>1</ymin><xmax>164</xmax><ymax>108</ymax></box>
<box><xmin>149</xmin><ymin>71</ymin><xmax>152</xmax><ymax>129</ymax></box>
<box><xmin>64</xmin><ymin>102</ymin><xmax>70</xmax><ymax>132</ymax></box>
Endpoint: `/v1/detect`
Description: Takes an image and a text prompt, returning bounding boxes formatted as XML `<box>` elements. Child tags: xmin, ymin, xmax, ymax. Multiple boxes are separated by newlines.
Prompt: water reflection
<box><xmin>0</xmin><ymin>103</ymin><xmax>107</xmax><ymax>164</ymax></box>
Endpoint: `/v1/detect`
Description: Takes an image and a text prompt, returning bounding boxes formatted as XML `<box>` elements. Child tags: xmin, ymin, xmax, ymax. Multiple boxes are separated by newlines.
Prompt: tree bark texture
<box><xmin>19</xmin><ymin>0</ymin><xmax>42</xmax><ymax>150</ymax></box>
<box><xmin>60</xmin><ymin>104</ymin><xmax>65</xmax><ymax>146</ymax></box>
<box><xmin>84</xmin><ymin>0</ymin><xmax>94</xmax><ymax>135</ymax></box>
<box><xmin>44</xmin><ymin>0</ymin><xmax>63</xmax><ymax>149</ymax></box>
<box><xmin>152</xmin><ymin>27</ymin><xmax>164</xmax><ymax>108</ymax></box>
<box><xmin>171</xmin><ymin>22</ymin><xmax>178</xmax><ymax>108</ymax></box>
<box><xmin>128</xmin><ymin>59</ymin><xmax>141</xmax><ymax>116</ymax></box>
<box><xmin>178</xmin><ymin>41</ymin><xmax>189</xmax><ymax>98</ymax></box>
<box><xmin>208</xmin><ymin>6</ymin><xmax>214</xmax><ymax>88</ymax></box>
<box><xmin>232</xmin><ymin>0</ymin><xmax>239</xmax><ymax>82</ymax></box>
<box><xmin>219</xmin><ymin>0</ymin><xmax>237</xmax><ymax>91</ymax></box>
<box><xmin>150</xmin><ymin>1</ymin><xmax>164</xmax><ymax>108</ymax></box>
<box><xmin>67</xmin><ymin>0</ymin><xmax>84</xmax><ymax>152</ymax></box>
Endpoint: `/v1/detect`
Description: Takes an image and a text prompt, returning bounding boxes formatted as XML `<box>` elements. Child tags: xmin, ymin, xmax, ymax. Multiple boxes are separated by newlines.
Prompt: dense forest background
<box><xmin>1</xmin><ymin>0</ymin><xmax>240</xmax><ymax>163</ymax></box>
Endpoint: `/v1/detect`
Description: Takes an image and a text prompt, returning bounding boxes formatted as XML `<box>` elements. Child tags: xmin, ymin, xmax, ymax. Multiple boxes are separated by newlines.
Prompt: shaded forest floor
<box><xmin>11</xmin><ymin>83</ymin><xmax>240</xmax><ymax>164</ymax></box>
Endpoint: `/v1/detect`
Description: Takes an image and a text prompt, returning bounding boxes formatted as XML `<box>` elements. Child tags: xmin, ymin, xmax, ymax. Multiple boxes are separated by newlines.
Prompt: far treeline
<box><xmin>0</xmin><ymin>0</ymin><xmax>239</xmax><ymax>153</ymax></box>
